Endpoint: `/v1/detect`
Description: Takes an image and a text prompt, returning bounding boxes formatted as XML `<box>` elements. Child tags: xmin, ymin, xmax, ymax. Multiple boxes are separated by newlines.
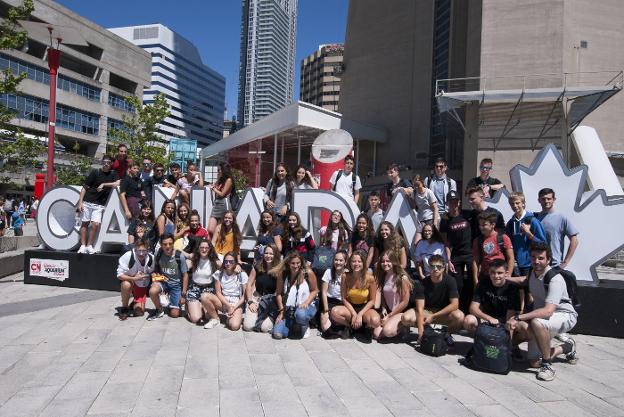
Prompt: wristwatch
<box><xmin>247</xmin><ymin>300</ymin><xmax>254</xmax><ymax>306</ymax></box>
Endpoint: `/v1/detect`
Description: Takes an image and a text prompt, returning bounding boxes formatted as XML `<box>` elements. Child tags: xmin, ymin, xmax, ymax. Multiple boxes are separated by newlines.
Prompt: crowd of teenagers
<box><xmin>78</xmin><ymin>144</ymin><xmax>580</xmax><ymax>381</ymax></box>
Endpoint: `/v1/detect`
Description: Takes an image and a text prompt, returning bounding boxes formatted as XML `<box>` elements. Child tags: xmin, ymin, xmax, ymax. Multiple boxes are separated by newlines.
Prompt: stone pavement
<box><xmin>1</xmin><ymin>273</ymin><xmax>624</xmax><ymax>417</ymax></box>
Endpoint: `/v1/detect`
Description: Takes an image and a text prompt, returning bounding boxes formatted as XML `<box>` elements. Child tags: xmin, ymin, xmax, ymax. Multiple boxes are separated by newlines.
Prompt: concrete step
<box><xmin>0</xmin><ymin>241</ymin><xmax>41</xmax><ymax>278</ymax></box>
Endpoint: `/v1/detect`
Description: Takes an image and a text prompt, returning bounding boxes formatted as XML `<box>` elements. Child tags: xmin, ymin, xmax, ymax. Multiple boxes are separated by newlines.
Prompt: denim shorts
<box><xmin>157</xmin><ymin>281</ymin><xmax>182</xmax><ymax>310</ymax></box>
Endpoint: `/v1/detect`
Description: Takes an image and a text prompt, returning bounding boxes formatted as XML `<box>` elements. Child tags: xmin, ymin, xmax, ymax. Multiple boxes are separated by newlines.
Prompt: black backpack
<box><xmin>229</xmin><ymin>182</ymin><xmax>241</xmax><ymax>211</ymax></box>
<box><xmin>420</xmin><ymin>324</ymin><xmax>449</xmax><ymax>356</ymax></box>
<box><xmin>543</xmin><ymin>267</ymin><xmax>581</xmax><ymax>310</ymax></box>
<box><xmin>464</xmin><ymin>323</ymin><xmax>512</xmax><ymax>375</ymax></box>
<box><xmin>128</xmin><ymin>251</ymin><xmax>154</xmax><ymax>270</ymax></box>
<box><xmin>332</xmin><ymin>170</ymin><xmax>356</xmax><ymax>192</ymax></box>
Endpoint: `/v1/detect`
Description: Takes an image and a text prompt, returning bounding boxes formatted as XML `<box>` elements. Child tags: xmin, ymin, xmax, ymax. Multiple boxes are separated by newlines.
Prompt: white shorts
<box><xmin>82</xmin><ymin>202</ymin><xmax>105</xmax><ymax>224</ymax></box>
<box><xmin>527</xmin><ymin>311</ymin><xmax>577</xmax><ymax>360</ymax></box>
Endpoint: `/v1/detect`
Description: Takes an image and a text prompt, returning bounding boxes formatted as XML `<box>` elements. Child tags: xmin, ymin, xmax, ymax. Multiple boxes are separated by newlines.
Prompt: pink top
<box><xmin>382</xmin><ymin>273</ymin><xmax>400</xmax><ymax>311</ymax></box>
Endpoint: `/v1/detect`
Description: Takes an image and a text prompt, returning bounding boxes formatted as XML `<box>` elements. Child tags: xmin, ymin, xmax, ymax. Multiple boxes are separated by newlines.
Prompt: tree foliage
<box><xmin>55</xmin><ymin>154</ymin><xmax>93</xmax><ymax>186</ymax></box>
<box><xmin>0</xmin><ymin>0</ymin><xmax>40</xmax><ymax>179</ymax></box>
<box><xmin>108</xmin><ymin>93</ymin><xmax>170</xmax><ymax>165</ymax></box>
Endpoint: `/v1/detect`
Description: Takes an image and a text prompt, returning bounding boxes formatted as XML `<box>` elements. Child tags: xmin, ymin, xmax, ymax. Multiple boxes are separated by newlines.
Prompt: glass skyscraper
<box><xmin>109</xmin><ymin>24</ymin><xmax>225</xmax><ymax>147</ymax></box>
<box><xmin>238</xmin><ymin>0</ymin><xmax>298</xmax><ymax>127</ymax></box>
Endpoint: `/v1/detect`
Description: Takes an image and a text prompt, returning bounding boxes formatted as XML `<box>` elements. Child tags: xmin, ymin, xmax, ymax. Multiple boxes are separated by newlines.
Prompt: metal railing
<box><xmin>436</xmin><ymin>70</ymin><xmax>624</xmax><ymax>95</ymax></box>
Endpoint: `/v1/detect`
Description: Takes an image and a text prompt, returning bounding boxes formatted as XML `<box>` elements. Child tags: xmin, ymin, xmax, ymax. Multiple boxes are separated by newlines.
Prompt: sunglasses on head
<box><xmin>430</xmin><ymin>264</ymin><xmax>444</xmax><ymax>271</ymax></box>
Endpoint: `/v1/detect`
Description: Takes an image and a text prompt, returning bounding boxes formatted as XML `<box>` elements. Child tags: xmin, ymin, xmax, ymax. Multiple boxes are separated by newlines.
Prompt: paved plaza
<box><xmin>1</xmin><ymin>273</ymin><xmax>624</xmax><ymax>417</ymax></box>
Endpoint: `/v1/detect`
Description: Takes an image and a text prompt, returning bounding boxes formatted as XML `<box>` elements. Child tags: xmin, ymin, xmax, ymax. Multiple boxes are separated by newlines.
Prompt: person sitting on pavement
<box><xmin>373</xmin><ymin>250</ymin><xmax>414</xmax><ymax>340</ymax></box>
<box><xmin>209</xmin><ymin>251</ymin><xmax>249</xmax><ymax>331</ymax></box>
<box><xmin>320</xmin><ymin>250</ymin><xmax>348</xmax><ymax>337</ymax></box>
<box><xmin>243</xmin><ymin>244</ymin><xmax>281</xmax><ymax>332</ymax></box>
<box><xmin>116</xmin><ymin>238</ymin><xmax>155</xmax><ymax>320</ymax></box>
<box><xmin>506</xmin><ymin>242</ymin><xmax>578</xmax><ymax>382</ymax></box>
<box><xmin>147</xmin><ymin>234</ymin><xmax>189</xmax><ymax>320</ymax></box>
<box><xmin>329</xmin><ymin>250</ymin><xmax>381</xmax><ymax>343</ymax></box>
<box><xmin>401</xmin><ymin>254</ymin><xmax>464</xmax><ymax>344</ymax></box>
<box><xmin>272</xmin><ymin>251</ymin><xmax>319</xmax><ymax>340</ymax></box>
<box><xmin>463</xmin><ymin>259</ymin><xmax>521</xmax><ymax>332</ymax></box>
<box><xmin>186</xmin><ymin>238</ymin><xmax>221</xmax><ymax>328</ymax></box>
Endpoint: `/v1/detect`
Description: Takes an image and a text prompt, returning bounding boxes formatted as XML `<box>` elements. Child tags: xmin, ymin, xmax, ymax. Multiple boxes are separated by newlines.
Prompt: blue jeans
<box><xmin>273</xmin><ymin>301</ymin><xmax>318</xmax><ymax>339</ymax></box>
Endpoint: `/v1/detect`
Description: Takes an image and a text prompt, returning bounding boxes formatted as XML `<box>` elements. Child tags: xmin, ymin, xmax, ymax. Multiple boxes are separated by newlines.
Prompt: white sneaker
<box><xmin>303</xmin><ymin>328</ymin><xmax>311</xmax><ymax>339</ymax></box>
<box><xmin>77</xmin><ymin>245</ymin><xmax>87</xmax><ymax>254</ymax></box>
<box><xmin>86</xmin><ymin>245</ymin><xmax>97</xmax><ymax>255</ymax></box>
<box><xmin>204</xmin><ymin>319</ymin><xmax>220</xmax><ymax>329</ymax></box>
<box><xmin>159</xmin><ymin>293</ymin><xmax>170</xmax><ymax>308</ymax></box>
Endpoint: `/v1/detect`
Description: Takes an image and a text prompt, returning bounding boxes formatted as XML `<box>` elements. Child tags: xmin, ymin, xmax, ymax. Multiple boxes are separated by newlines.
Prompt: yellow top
<box><xmin>215</xmin><ymin>230</ymin><xmax>234</xmax><ymax>255</ymax></box>
<box><xmin>347</xmin><ymin>287</ymin><xmax>369</xmax><ymax>305</ymax></box>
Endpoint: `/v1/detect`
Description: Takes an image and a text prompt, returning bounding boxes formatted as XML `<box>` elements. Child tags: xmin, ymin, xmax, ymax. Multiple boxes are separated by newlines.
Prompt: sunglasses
<box><xmin>224</xmin><ymin>259</ymin><xmax>236</xmax><ymax>265</ymax></box>
<box><xmin>430</xmin><ymin>264</ymin><xmax>444</xmax><ymax>271</ymax></box>
<box><xmin>480</xmin><ymin>166</ymin><xmax>492</xmax><ymax>171</ymax></box>
<box><xmin>435</xmin><ymin>165</ymin><xmax>445</xmax><ymax>169</ymax></box>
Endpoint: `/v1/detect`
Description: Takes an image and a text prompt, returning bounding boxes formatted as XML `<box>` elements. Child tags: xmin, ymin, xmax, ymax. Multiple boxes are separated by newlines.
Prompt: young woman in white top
<box><xmin>412</xmin><ymin>223</ymin><xmax>452</xmax><ymax>280</ymax></box>
<box><xmin>320</xmin><ymin>250</ymin><xmax>348</xmax><ymax>333</ymax></box>
<box><xmin>272</xmin><ymin>251</ymin><xmax>318</xmax><ymax>340</ymax></box>
<box><xmin>208</xmin><ymin>251</ymin><xmax>248</xmax><ymax>330</ymax></box>
<box><xmin>294</xmin><ymin>164</ymin><xmax>319</xmax><ymax>190</ymax></box>
<box><xmin>373</xmin><ymin>250</ymin><xmax>414</xmax><ymax>339</ymax></box>
<box><xmin>411</xmin><ymin>174</ymin><xmax>439</xmax><ymax>242</ymax></box>
<box><xmin>186</xmin><ymin>238</ymin><xmax>221</xmax><ymax>327</ymax></box>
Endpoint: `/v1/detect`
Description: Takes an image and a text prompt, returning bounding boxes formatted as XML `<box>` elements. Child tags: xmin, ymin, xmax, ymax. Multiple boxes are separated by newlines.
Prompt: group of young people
<box><xmin>76</xmin><ymin>147</ymin><xmax>579</xmax><ymax>382</ymax></box>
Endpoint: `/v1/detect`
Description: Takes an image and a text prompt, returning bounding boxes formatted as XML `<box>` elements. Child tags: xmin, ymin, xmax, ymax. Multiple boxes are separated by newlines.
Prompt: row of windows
<box><xmin>0</xmin><ymin>53</ymin><xmax>101</xmax><ymax>102</ymax></box>
<box><xmin>108</xmin><ymin>92</ymin><xmax>135</xmax><ymax>112</ymax></box>
<box><xmin>0</xmin><ymin>93</ymin><xmax>100</xmax><ymax>135</ymax></box>
<box><xmin>107</xmin><ymin>118</ymin><xmax>126</xmax><ymax>139</ymax></box>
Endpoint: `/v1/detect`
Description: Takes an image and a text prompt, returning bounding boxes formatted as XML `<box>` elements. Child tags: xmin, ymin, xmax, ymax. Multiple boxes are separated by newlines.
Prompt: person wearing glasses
<box><xmin>116</xmin><ymin>238</ymin><xmax>155</xmax><ymax>320</ymax></box>
<box><xmin>76</xmin><ymin>155</ymin><xmax>120</xmax><ymax>254</ymax></box>
<box><xmin>466</xmin><ymin>158</ymin><xmax>504</xmax><ymax>199</ymax></box>
<box><xmin>423</xmin><ymin>157</ymin><xmax>457</xmax><ymax>217</ymax></box>
<box><xmin>140</xmin><ymin>157</ymin><xmax>152</xmax><ymax>182</ymax></box>
<box><xmin>141</xmin><ymin>163</ymin><xmax>166</xmax><ymax>201</ymax></box>
<box><xmin>401</xmin><ymin>254</ymin><xmax>464</xmax><ymax>343</ymax></box>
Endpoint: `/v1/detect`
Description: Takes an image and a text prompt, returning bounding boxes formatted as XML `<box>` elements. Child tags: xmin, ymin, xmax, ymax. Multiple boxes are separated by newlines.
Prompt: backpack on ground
<box><xmin>332</xmin><ymin>170</ymin><xmax>356</xmax><ymax>192</ymax></box>
<box><xmin>464</xmin><ymin>322</ymin><xmax>512</xmax><ymax>374</ymax></box>
<box><xmin>420</xmin><ymin>324</ymin><xmax>450</xmax><ymax>357</ymax></box>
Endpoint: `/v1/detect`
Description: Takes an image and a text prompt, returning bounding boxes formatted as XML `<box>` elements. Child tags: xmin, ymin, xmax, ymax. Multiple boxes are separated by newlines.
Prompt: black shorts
<box><xmin>326</xmin><ymin>297</ymin><xmax>342</xmax><ymax>312</ymax></box>
<box><xmin>351</xmin><ymin>303</ymin><xmax>367</xmax><ymax>313</ymax></box>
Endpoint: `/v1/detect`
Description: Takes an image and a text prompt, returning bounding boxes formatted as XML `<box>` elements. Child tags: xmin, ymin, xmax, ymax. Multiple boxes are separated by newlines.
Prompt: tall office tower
<box><xmin>109</xmin><ymin>24</ymin><xmax>226</xmax><ymax>147</ymax></box>
<box><xmin>300</xmin><ymin>44</ymin><xmax>343</xmax><ymax>112</ymax></box>
<box><xmin>238</xmin><ymin>0</ymin><xmax>298</xmax><ymax>127</ymax></box>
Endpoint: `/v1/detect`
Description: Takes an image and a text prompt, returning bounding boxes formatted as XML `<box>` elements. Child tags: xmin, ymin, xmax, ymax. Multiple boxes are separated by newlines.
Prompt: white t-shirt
<box><xmin>321</xmin><ymin>269</ymin><xmax>342</xmax><ymax>300</ymax></box>
<box><xmin>213</xmin><ymin>270</ymin><xmax>248</xmax><ymax>299</ymax></box>
<box><xmin>284</xmin><ymin>275</ymin><xmax>311</xmax><ymax>307</ymax></box>
<box><xmin>414</xmin><ymin>188</ymin><xmax>437</xmax><ymax>221</ymax></box>
<box><xmin>193</xmin><ymin>258</ymin><xmax>215</xmax><ymax>285</ymax></box>
<box><xmin>329</xmin><ymin>170</ymin><xmax>362</xmax><ymax>199</ymax></box>
<box><xmin>116</xmin><ymin>250</ymin><xmax>154</xmax><ymax>288</ymax></box>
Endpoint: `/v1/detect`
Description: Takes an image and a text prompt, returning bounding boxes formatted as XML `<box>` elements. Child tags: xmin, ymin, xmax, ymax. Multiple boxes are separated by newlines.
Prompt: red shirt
<box><xmin>111</xmin><ymin>158</ymin><xmax>132</xmax><ymax>179</ymax></box>
<box><xmin>188</xmin><ymin>226</ymin><xmax>210</xmax><ymax>240</ymax></box>
<box><xmin>471</xmin><ymin>231</ymin><xmax>512</xmax><ymax>277</ymax></box>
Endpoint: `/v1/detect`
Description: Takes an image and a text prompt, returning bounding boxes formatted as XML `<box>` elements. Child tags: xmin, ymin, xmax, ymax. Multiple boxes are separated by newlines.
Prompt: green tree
<box><xmin>108</xmin><ymin>93</ymin><xmax>170</xmax><ymax>165</ymax></box>
<box><xmin>0</xmin><ymin>0</ymin><xmax>40</xmax><ymax>183</ymax></box>
<box><xmin>55</xmin><ymin>142</ymin><xmax>93</xmax><ymax>186</ymax></box>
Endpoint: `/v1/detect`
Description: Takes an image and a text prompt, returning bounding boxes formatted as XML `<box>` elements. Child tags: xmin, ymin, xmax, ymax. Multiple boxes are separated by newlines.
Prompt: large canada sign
<box><xmin>36</xmin><ymin>144</ymin><xmax>624</xmax><ymax>284</ymax></box>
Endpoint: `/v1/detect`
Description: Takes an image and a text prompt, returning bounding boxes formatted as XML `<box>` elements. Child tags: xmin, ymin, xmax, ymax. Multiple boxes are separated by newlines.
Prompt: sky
<box><xmin>55</xmin><ymin>0</ymin><xmax>349</xmax><ymax>120</ymax></box>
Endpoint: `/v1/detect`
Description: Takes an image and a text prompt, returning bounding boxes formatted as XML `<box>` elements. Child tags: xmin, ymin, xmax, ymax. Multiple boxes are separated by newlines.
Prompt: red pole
<box><xmin>46</xmin><ymin>48</ymin><xmax>61</xmax><ymax>192</ymax></box>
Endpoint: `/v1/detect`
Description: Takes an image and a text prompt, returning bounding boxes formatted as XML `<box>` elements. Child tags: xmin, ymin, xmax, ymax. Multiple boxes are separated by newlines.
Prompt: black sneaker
<box><xmin>118</xmin><ymin>307</ymin><xmax>129</xmax><ymax>321</ymax></box>
<box><xmin>355</xmin><ymin>328</ymin><xmax>373</xmax><ymax>344</ymax></box>
<box><xmin>563</xmin><ymin>337</ymin><xmax>578</xmax><ymax>365</ymax></box>
<box><xmin>338</xmin><ymin>326</ymin><xmax>352</xmax><ymax>340</ymax></box>
<box><xmin>445</xmin><ymin>334</ymin><xmax>455</xmax><ymax>347</ymax></box>
<box><xmin>146</xmin><ymin>309</ymin><xmax>165</xmax><ymax>321</ymax></box>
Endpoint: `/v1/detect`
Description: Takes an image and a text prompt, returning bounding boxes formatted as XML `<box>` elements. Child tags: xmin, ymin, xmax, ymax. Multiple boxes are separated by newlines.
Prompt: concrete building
<box><xmin>0</xmin><ymin>0</ymin><xmax>151</xmax><ymax>169</ymax></box>
<box><xmin>339</xmin><ymin>0</ymin><xmax>624</xmax><ymax>186</ymax></box>
<box><xmin>237</xmin><ymin>0</ymin><xmax>297</xmax><ymax>127</ymax></box>
<box><xmin>300</xmin><ymin>44</ymin><xmax>343</xmax><ymax>112</ymax></box>
<box><xmin>109</xmin><ymin>24</ymin><xmax>225</xmax><ymax>147</ymax></box>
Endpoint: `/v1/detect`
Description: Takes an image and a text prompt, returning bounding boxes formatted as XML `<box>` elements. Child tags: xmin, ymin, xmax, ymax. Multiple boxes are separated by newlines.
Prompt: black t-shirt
<box><xmin>467</xmin><ymin>206</ymin><xmax>505</xmax><ymax>240</ymax></box>
<box><xmin>120</xmin><ymin>175</ymin><xmax>142</xmax><ymax>199</ymax></box>
<box><xmin>412</xmin><ymin>274</ymin><xmax>459</xmax><ymax>311</ymax></box>
<box><xmin>473</xmin><ymin>279</ymin><xmax>520</xmax><ymax>320</ymax></box>
<box><xmin>386</xmin><ymin>178</ymin><xmax>412</xmax><ymax>198</ymax></box>
<box><xmin>166</xmin><ymin>174</ymin><xmax>179</xmax><ymax>185</ymax></box>
<box><xmin>440</xmin><ymin>211</ymin><xmax>472</xmax><ymax>262</ymax></box>
<box><xmin>351</xmin><ymin>233</ymin><xmax>374</xmax><ymax>254</ymax></box>
<box><xmin>83</xmin><ymin>169</ymin><xmax>118</xmax><ymax>206</ymax></box>
<box><xmin>254</xmin><ymin>266</ymin><xmax>277</xmax><ymax>296</ymax></box>
<box><xmin>142</xmin><ymin>175</ymin><xmax>166</xmax><ymax>200</ymax></box>
<box><xmin>466</xmin><ymin>176</ymin><xmax>502</xmax><ymax>198</ymax></box>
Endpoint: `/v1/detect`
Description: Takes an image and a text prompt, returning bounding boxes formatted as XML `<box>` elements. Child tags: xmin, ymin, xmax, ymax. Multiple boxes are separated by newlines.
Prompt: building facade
<box><xmin>300</xmin><ymin>44</ymin><xmax>343</xmax><ymax>112</ymax></box>
<box><xmin>0</xmin><ymin>0</ymin><xmax>151</xmax><ymax>169</ymax></box>
<box><xmin>109</xmin><ymin>24</ymin><xmax>225</xmax><ymax>148</ymax></box>
<box><xmin>237</xmin><ymin>0</ymin><xmax>297</xmax><ymax>127</ymax></box>
<box><xmin>339</xmin><ymin>0</ymin><xmax>624</xmax><ymax>183</ymax></box>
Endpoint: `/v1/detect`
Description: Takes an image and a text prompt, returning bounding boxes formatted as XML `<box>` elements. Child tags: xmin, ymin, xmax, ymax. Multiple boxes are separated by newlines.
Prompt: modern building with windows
<box><xmin>109</xmin><ymin>24</ymin><xmax>226</xmax><ymax>148</ymax></box>
<box><xmin>238</xmin><ymin>0</ymin><xmax>297</xmax><ymax>127</ymax></box>
<box><xmin>0</xmin><ymin>0</ymin><xmax>151</xmax><ymax>181</ymax></box>
<box><xmin>300</xmin><ymin>44</ymin><xmax>343</xmax><ymax>112</ymax></box>
<box><xmin>339</xmin><ymin>0</ymin><xmax>624</xmax><ymax>186</ymax></box>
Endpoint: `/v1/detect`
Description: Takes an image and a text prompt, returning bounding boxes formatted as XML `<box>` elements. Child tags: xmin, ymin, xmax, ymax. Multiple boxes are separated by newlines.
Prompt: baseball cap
<box><xmin>446</xmin><ymin>190</ymin><xmax>460</xmax><ymax>200</ymax></box>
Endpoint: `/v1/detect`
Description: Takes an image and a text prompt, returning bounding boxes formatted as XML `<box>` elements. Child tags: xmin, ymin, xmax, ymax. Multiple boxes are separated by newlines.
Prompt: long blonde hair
<box><xmin>375</xmin><ymin>250</ymin><xmax>413</xmax><ymax>297</ymax></box>
<box><xmin>270</xmin><ymin>251</ymin><xmax>307</xmax><ymax>286</ymax></box>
